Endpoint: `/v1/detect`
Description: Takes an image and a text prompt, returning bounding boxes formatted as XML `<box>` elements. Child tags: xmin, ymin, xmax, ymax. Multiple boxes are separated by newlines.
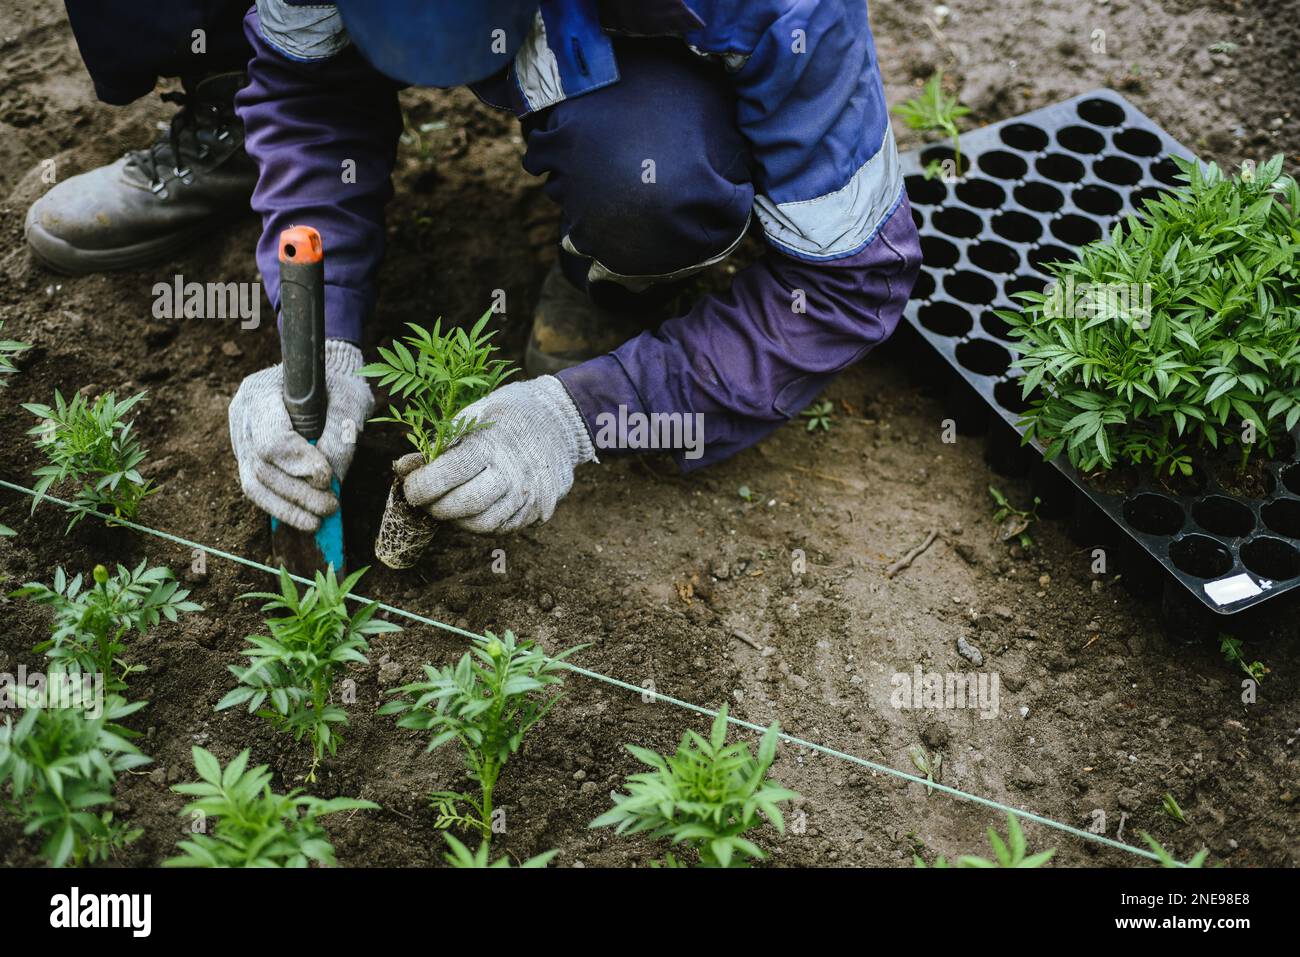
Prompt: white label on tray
<box><xmin>1204</xmin><ymin>574</ymin><xmax>1263</xmax><ymax>606</ymax></box>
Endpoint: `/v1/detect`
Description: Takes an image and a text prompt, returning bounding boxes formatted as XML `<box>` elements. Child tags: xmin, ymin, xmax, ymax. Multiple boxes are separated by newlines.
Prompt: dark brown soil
<box><xmin>1</xmin><ymin>0</ymin><xmax>1298</xmax><ymax>869</ymax></box>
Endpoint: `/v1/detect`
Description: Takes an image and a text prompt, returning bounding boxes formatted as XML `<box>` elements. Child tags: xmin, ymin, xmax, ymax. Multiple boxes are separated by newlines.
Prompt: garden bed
<box><xmin>1</xmin><ymin>0</ymin><xmax>1298</xmax><ymax>868</ymax></box>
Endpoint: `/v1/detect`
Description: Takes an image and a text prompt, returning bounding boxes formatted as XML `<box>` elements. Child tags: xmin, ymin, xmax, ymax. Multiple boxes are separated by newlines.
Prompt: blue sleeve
<box><xmin>234</xmin><ymin>4</ymin><xmax>403</xmax><ymax>344</ymax></box>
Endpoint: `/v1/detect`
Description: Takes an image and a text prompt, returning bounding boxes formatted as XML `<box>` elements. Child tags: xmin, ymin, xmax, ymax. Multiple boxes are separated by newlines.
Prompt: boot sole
<box><xmin>24</xmin><ymin>208</ymin><xmax>250</xmax><ymax>277</ymax></box>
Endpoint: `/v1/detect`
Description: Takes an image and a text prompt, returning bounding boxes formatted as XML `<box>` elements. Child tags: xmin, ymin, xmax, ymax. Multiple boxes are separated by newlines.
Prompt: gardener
<box><xmin>35</xmin><ymin>1</ymin><xmax>921</xmax><ymax>536</ymax></box>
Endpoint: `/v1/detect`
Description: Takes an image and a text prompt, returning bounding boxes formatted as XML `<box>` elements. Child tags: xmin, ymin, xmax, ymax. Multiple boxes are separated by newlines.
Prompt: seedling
<box><xmin>590</xmin><ymin>704</ymin><xmax>799</xmax><ymax>868</ymax></box>
<box><xmin>441</xmin><ymin>832</ymin><xmax>557</xmax><ymax>869</ymax></box>
<box><xmin>0</xmin><ymin>321</ymin><xmax>28</xmax><ymax>384</ymax></box>
<box><xmin>914</xmin><ymin>813</ymin><xmax>1056</xmax><ymax>868</ymax></box>
<box><xmin>23</xmin><ymin>389</ymin><xmax>156</xmax><ymax>529</ymax></box>
<box><xmin>217</xmin><ymin>567</ymin><xmax>400</xmax><ymax>782</ymax></box>
<box><xmin>1219</xmin><ymin>634</ymin><xmax>1268</xmax><ymax>684</ymax></box>
<box><xmin>0</xmin><ymin>673</ymin><xmax>148</xmax><ymax>867</ymax></box>
<box><xmin>12</xmin><ymin>561</ymin><xmax>202</xmax><ymax>691</ymax></box>
<box><xmin>893</xmin><ymin>71</ymin><xmax>971</xmax><ymax>181</ymax></box>
<box><xmin>908</xmin><ymin>743</ymin><xmax>941</xmax><ymax>795</ymax></box>
<box><xmin>737</xmin><ymin>484</ymin><xmax>756</xmax><ymax>502</ymax></box>
<box><xmin>381</xmin><ymin>630</ymin><xmax>578</xmax><ymax>848</ymax></box>
<box><xmin>1161</xmin><ymin>792</ymin><xmax>1187</xmax><ymax>825</ymax></box>
<box><xmin>1003</xmin><ymin>155</ymin><xmax>1300</xmax><ymax>476</ymax></box>
<box><xmin>801</xmin><ymin>400</ymin><xmax>834</xmax><ymax>433</ymax></box>
<box><xmin>988</xmin><ymin>485</ymin><xmax>1040</xmax><ymax>550</ymax></box>
<box><xmin>165</xmin><ymin>747</ymin><xmax>378</xmax><ymax>867</ymax></box>
<box><xmin>360</xmin><ymin>311</ymin><xmax>516</xmax><ymax>464</ymax></box>
<box><xmin>1140</xmin><ymin>831</ymin><xmax>1209</xmax><ymax>868</ymax></box>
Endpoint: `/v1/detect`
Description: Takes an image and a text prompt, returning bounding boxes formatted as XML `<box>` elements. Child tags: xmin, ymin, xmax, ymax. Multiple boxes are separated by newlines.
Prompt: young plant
<box><xmin>590</xmin><ymin>704</ymin><xmax>799</xmax><ymax>868</ymax></box>
<box><xmin>1219</xmin><ymin>634</ymin><xmax>1268</xmax><ymax>684</ymax></box>
<box><xmin>908</xmin><ymin>742</ymin><xmax>941</xmax><ymax>795</ymax></box>
<box><xmin>801</xmin><ymin>400</ymin><xmax>834</xmax><ymax>433</ymax></box>
<box><xmin>23</xmin><ymin>389</ymin><xmax>156</xmax><ymax>528</ymax></box>
<box><xmin>360</xmin><ymin>311</ymin><xmax>516</xmax><ymax>465</ymax></box>
<box><xmin>1162</xmin><ymin>792</ymin><xmax>1187</xmax><ymax>825</ymax></box>
<box><xmin>0</xmin><ymin>320</ymin><xmax>29</xmax><ymax>384</ymax></box>
<box><xmin>12</xmin><ymin>561</ymin><xmax>202</xmax><ymax>691</ymax></box>
<box><xmin>217</xmin><ymin>567</ymin><xmax>400</xmax><ymax>782</ymax></box>
<box><xmin>380</xmin><ymin>630</ymin><xmax>578</xmax><ymax>848</ymax></box>
<box><xmin>893</xmin><ymin>70</ymin><xmax>971</xmax><ymax>180</ymax></box>
<box><xmin>440</xmin><ymin>832</ymin><xmax>557</xmax><ymax>869</ymax></box>
<box><xmin>988</xmin><ymin>485</ymin><xmax>1040</xmax><ymax>550</ymax></box>
<box><xmin>1003</xmin><ymin>155</ymin><xmax>1300</xmax><ymax>476</ymax></box>
<box><xmin>0</xmin><ymin>674</ymin><xmax>148</xmax><ymax>867</ymax></box>
<box><xmin>1140</xmin><ymin>831</ymin><xmax>1210</xmax><ymax>868</ymax></box>
<box><xmin>914</xmin><ymin>813</ymin><xmax>1056</xmax><ymax>868</ymax></box>
<box><xmin>164</xmin><ymin>747</ymin><xmax>378</xmax><ymax>867</ymax></box>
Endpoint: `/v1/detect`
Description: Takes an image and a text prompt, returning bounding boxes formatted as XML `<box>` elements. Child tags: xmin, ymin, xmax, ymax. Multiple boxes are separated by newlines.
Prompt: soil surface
<box><xmin>1</xmin><ymin>0</ymin><xmax>1298</xmax><ymax>868</ymax></box>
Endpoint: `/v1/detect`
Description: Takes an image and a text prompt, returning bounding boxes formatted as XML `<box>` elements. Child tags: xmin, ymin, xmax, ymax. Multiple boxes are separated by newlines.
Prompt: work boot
<box><xmin>25</xmin><ymin>72</ymin><xmax>257</xmax><ymax>275</ymax></box>
<box><xmin>525</xmin><ymin>265</ymin><xmax>658</xmax><ymax>375</ymax></box>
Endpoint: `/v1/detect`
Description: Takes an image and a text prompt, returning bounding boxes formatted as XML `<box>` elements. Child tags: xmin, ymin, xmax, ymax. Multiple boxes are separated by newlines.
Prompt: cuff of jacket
<box><xmin>555</xmin><ymin>352</ymin><xmax>648</xmax><ymax>462</ymax></box>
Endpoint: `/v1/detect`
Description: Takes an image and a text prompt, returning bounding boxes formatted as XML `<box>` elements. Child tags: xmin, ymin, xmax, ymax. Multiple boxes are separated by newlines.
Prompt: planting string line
<box><xmin>0</xmin><ymin>478</ymin><xmax>1166</xmax><ymax>865</ymax></box>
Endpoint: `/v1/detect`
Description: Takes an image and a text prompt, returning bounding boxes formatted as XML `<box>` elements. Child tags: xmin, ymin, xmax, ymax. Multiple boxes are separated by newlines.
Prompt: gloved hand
<box><xmin>399</xmin><ymin>375</ymin><xmax>595</xmax><ymax>534</ymax></box>
<box><xmin>229</xmin><ymin>339</ymin><xmax>374</xmax><ymax>531</ymax></box>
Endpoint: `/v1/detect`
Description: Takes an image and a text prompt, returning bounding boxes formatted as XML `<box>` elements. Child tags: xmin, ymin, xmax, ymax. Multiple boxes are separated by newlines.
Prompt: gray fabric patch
<box><xmin>256</xmin><ymin>0</ymin><xmax>351</xmax><ymax>61</ymax></box>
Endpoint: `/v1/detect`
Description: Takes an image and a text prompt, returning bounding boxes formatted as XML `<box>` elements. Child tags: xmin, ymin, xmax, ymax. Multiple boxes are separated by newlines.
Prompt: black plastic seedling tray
<box><xmin>899</xmin><ymin>88</ymin><xmax>1300</xmax><ymax>632</ymax></box>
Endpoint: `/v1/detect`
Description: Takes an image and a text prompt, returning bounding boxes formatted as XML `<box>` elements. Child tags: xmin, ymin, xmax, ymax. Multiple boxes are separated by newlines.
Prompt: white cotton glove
<box><xmin>399</xmin><ymin>375</ymin><xmax>595</xmax><ymax>534</ymax></box>
<box><xmin>228</xmin><ymin>339</ymin><xmax>374</xmax><ymax>532</ymax></box>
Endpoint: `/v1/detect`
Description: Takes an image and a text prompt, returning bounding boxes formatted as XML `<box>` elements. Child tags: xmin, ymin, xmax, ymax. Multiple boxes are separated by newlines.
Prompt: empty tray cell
<box><xmin>1193</xmin><ymin>495</ymin><xmax>1255</xmax><ymax>538</ymax></box>
<box><xmin>1123</xmin><ymin>493</ymin><xmax>1185</xmax><ymax>536</ymax></box>
<box><xmin>1094</xmin><ymin>155</ymin><xmax>1144</xmax><ymax>186</ymax></box>
<box><xmin>921</xmin><ymin>235</ymin><xmax>960</xmax><ymax>268</ymax></box>
<box><xmin>1015</xmin><ymin>181</ymin><xmax>1065</xmax><ymax>212</ymax></box>
<box><xmin>1056</xmin><ymin>125</ymin><xmax>1106</xmax><ymax>154</ymax></box>
<box><xmin>905</xmin><ymin>173</ymin><xmax>947</xmax><ymax>205</ymax></box>
<box><xmin>994</xmin><ymin>378</ymin><xmax>1035</xmax><ymax>414</ymax></box>
<box><xmin>1150</xmin><ymin>157</ymin><xmax>1185</xmax><ymax>186</ymax></box>
<box><xmin>921</xmin><ymin>145</ymin><xmax>971</xmax><ymax>177</ymax></box>
<box><xmin>1169</xmin><ymin>535</ymin><xmax>1234</xmax><ymax>579</ymax></box>
<box><xmin>955</xmin><ymin>178</ymin><xmax>1006</xmax><ymax>209</ymax></box>
<box><xmin>1036</xmin><ymin>152</ymin><xmax>1086</xmax><ymax>183</ymax></box>
<box><xmin>1073</xmin><ymin>183</ymin><xmax>1124</xmax><ymax>216</ymax></box>
<box><xmin>911</xmin><ymin>269</ymin><xmax>936</xmax><ymax>300</ymax></box>
<box><xmin>955</xmin><ymin>337</ymin><xmax>1013</xmax><ymax>376</ymax></box>
<box><xmin>977</xmin><ymin>150</ymin><xmax>1029</xmax><ymax>180</ymax></box>
<box><xmin>918</xmin><ymin>301</ymin><xmax>972</xmax><ymax>336</ymax></box>
<box><xmin>1076</xmin><ymin>97</ymin><xmax>1126</xmax><ymax>127</ymax></box>
<box><xmin>1279</xmin><ymin>463</ymin><xmax>1300</xmax><ymax>496</ymax></box>
<box><xmin>1262</xmin><ymin>498</ymin><xmax>1300</xmax><ymax>539</ymax></box>
<box><xmin>992</xmin><ymin>210</ymin><xmax>1043</xmax><ymax>243</ymax></box>
<box><xmin>944</xmin><ymin>270</ymin><xmax>999</xmax><ymax>305</ymax></box>
<box><xmin>1050</xmin><ymin>213</ymin><xmax>1102</xmax><ymax>245</ymax></box>
<box><xmin>931</xmin><ymin>207</ymin><xmax>983</xmax><ymax>238</ymax></box>
<box><xmin>999</xmin><ymin>122</ymin><xmax>1049</xmax><ymax>152</ymax></box>
<box><xmin>968</xmin><ymin>240</ymin><xmax>1021</xmax><ymax>274</ymax></box>
<box><xmin>1240</xmin><ymin>537</ymin><xmax>1300</xmax><ymax>581</ymax></box>
<box><xmin>1113</xmin><ymin>128</ymin><xmax>1163</xmax><ymax>157</ymax></box>
<box><xmin>1028</xmin><ymin>244</ymin><xmax>1077</xmax><ymax>275</ymax></box>
<box><xmin>981</xmin><ymin>309</ymin><xmax>1016</xmax><ymax>342</ymax></box>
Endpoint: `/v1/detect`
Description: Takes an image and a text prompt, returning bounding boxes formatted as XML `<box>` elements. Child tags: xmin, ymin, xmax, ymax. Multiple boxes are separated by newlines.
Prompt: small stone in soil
<box><xmin>957</xmin><ymin>636</ymin><xmax>984</xmax><ymax>666</ymax></box>
<box><xmin>538</xmin><ymin>592</ymin><xmax>555</xmax><ymax>611</ymax></box>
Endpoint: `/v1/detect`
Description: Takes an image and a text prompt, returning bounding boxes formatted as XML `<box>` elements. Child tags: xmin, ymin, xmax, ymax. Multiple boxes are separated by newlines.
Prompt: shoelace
<box><xmin>127</xmin><ymin>89</ymin><xmax>233</xmax><ymax>192</ymax></box>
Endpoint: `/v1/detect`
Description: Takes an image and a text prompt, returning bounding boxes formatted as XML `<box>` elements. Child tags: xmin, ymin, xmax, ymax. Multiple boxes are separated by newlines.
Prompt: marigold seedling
<box><xmin>381</xmin><ymin>630</ymin><xmax>579</xmax><ymax>848</ymax></box>
<box><xmin>1219</xmin><ymin>634</ymin><xmax>1268</xmax><ymax>684</ymax></box>
<box><xmin>1140</xmin><ymin>831</ymin><xmax>1210</xmax><ymax>868</ymax></box>
<box><xmin>360</xmin><ymin>311</ymin><xmax>516</xmax><ymax>464</ymax></box>
<box><xmin>988</xmin><ymin>485</ymin><xmax>1040</xmax><ymax>550</ymax></box>
<box><xmin>0</xmin><ymin>321</ymin><xmax>29</xmax><ymax>385</ymax></box>
<box><xmin>12</xmin><ymin>561</ymin><xmax>202</xmax><ymax>691</ymax></box>
<box><xmin>0</xmin><ymin>672</ymin><xmax>149</xmax><ymax>867</ymax></box>
<box><xmin>217</xmin><ymin>567</ymin><xmax>400</xmax><ymax>782</ymax></box>
<box><xmin>914</xmin><ymin>812</ymin><xmax>1056</xmax><ymax>868</ymax></box>
<box><xmin>591</xmin><ymin>703</ymin><xmax>799</xmax><ymax>868</ymax></box>
<box><xmin>23</xmin><ymin>389</ymin><xmax>156</xmax><ymax>529</ymax></box>
<box><xmin>440</xmin><ymin>832</ymin><xmax>557</xmax><ymax>869</ymax></box>
<box><xmin>1003</xmin><ymin>155</ymin><xmax>1300</xmax><ymax>476</ymax></box>
<box><xmin>893</xmin><ymin>70</ymin><xmax>971</xmax><ymax>180</ymax></box>
<box><xmin>1161</xmin><ymin>792</ymin><xmax>1187</xmax><ymax>825</ymax></box>
<box><xmin>164</xmin><ymin>747</ymin><xmax>378</xmax><ymax>867</ymax></box>
<box><xmin>801</xmin><ymin>400</ymin><xmax>834</xmax><ymax>433</ymax></box>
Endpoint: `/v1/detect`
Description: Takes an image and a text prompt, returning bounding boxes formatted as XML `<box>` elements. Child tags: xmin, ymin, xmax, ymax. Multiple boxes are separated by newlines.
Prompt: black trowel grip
<box><xmin>278</xmin><ymin>225</ymin><xmax>327</xmax><ymax>441</ymax></box>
